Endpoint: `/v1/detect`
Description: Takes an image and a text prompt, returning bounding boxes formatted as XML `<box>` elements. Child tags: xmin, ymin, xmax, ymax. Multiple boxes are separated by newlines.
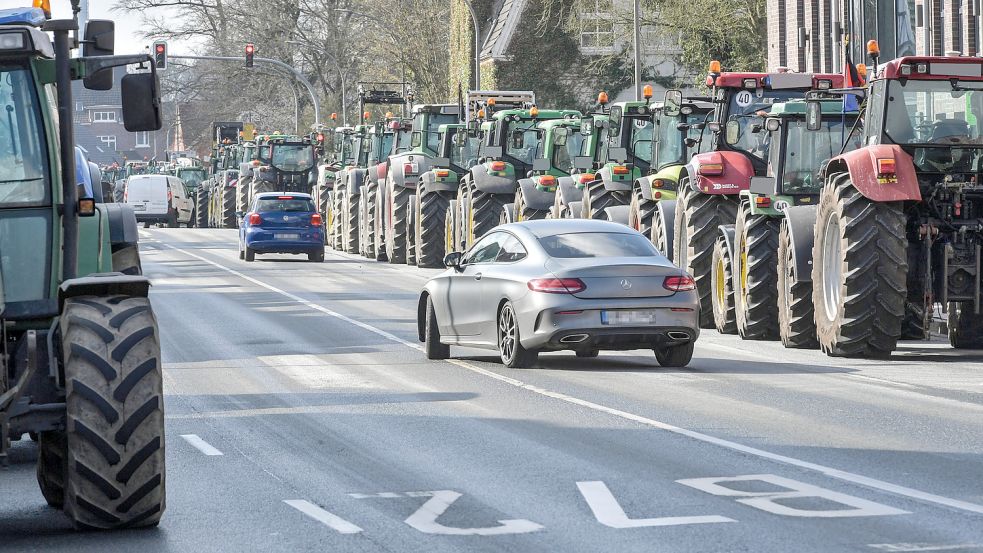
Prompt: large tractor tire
<box><xmin>465</xmin><ymin>188</ymin><xmax>507</xmax><ymax>248</ymax></box>
<box><xmin>406</xmin><ymin>195</ymin><xmax>418</xmax><ymax>266</ymax></box>
<box><xmin>330</xmin><ymin>187</ymin><xmax>345</xmax><ymax>251</ymax></box>
<box><xmin>734</xmin><ymin>205</ymin><xmax>781</xmax><ymax>340</ymax></box>
<box><xmin>37</xmin><ymin>431</ymin><xmax>68</xmax><ymax>508</ymax></box>
<box><xmin>222</xmin><ymin>188</ymin><xmax>236</xmax><ymax>229</ymax></box>
<box><xmin>342</xmin><ymin>189</ymin><xmax>360</xmax><ymax>254</ymax></box>
<box><xmin>358</xmin><ymin>189</ymin><xmax>372</xmax><ymax>258</ymax></box>
<box><xmin>111</xmin><ymin>245</ymin><xmax>143</xmax><ymax>276</ymax></box>
<box><xmin>650</xmin><ymin>206</ymin><xmax>671</xmax><ymax>259</ymax></box>
<box><xmin>902</xmin><ymin>246</ymin><xmax>927</xmax><ymax>340</ymax></box>
<box><xmin>514</xmin><ymin>188</ymin><xmax>548</xmax><ymax>222</ymax></box>
<box><xmin>674</xmin><ymin>184</ymin><xmax>739</xmax><ymax>328</ymax></box>
<box><xmin>628</xmin><ymin>189</ymin><xmax>655</xmax><ymax>238</ymax></box>
<box><xmin>777</xmin><ymin>219</ymin><xmax>818</xmax><ymax>349</ymax></box>
<box><xmin>565</xmin><ymin>201</ymin><xmax>583</xmax><ymax>219</ymax></box>
<box><xmin>948</xmin><ymin>302</ymin><xmax>983</xmax><ymax>349</ymax></box>
<box><xmin>60</xmin><ymin>295</ymin><xmax>166</xmax><ymax>529</ymax></box>
<box><xmin>236</xmin><ymin>177</ymin><xmax>251</xmax><ymax>214</ymax></box>
<box><xmin>385</xmin><ymin>184</ymin><xmax>411</xmax><ymax>264</ymax></box>
<box><xmin>500</xmin><ymin>203</ymin><xmax>516</xmax><ymax>225</ymax></box>
<box><xmin>710</xmin><ymin>236</ymin><xmax>737</xmax><ymax>334</ymax></box>
<box><xmin>812</xmin><ymin>174</ymin><xmax>907</xmax><ymax>357</ymax></box>
<box><xmin>371</xmin><ymin>184</ymin><xmax>389</xmax><ymax>262</ymax></box>
<box><xmin>584</xmin><ymin>181</ymin><xmax>629</xmax><ymax>220</ymax></box>
<box><xmin>417</xmin><ymin>191</ymin><xmax>451</xmax><ymax>268</ymax></box>
<box><xmin>194</xmin><ymin>191</ymin><xmax>208</xmax><ymax>228</ymax></box>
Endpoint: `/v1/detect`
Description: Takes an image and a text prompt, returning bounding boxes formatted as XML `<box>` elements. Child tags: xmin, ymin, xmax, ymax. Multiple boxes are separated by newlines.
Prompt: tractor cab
<box><xmin>257</xmin><ymin>136</ymin><xmax>316</xmax><ymax>193</ymax></box>
<box><xmin>409</xmin><ymin>104</ymin><xmax>461</xmax><ymax>156</ymax></box>
<box><xmin>475</xmin><ymin>107</ymin><xmax>581</xmax><ymax>180</ymax></box>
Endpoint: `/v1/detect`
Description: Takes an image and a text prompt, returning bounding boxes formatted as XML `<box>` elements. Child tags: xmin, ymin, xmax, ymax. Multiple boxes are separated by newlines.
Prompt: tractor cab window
<box><xmin>782</xmin><ymin>118</ymin><xmax>860</xmax><ymax>194</ymax></box>
<box><xmin>449</xmin><ymin>130</ymin><xmax>479</xmax><ymax>171</ymax></box>
<box><xmin>0</xmin><ymin>65</ymin><xmax>48</xmax><ymax>207</ymax></box>
<box><xmin>381</xmin><ymin>132</ymin><xmax>395</xmax><ymax>160</ymax></box>
<box><xmin>724</xmin><ymin>89</ymin><xmax>802</xmax><ymax>161</ymax></box>
<box><xmin>552</xmin><ymin>128</ymin><xmax>585</xmax><ymax>174</ymax></box>
<box><xmin>271</xmin><ymin>144</ymin><xmax>314</xmax><ymax>172</ymax></box>
<box><xmin>626</xmin><ymin>117</ymin><xmax>654</xmax><ymax>166</ymax></box>
<box><xmin>396</xmin><ymin>127</ymin><xmax>413</xmax><ymax>153</ymax></box>
<box><xmin>505</xmin><ymin>119</ymin><xmax>542</xmax><ymax>166</ymax></box>
<box><xmin>426</xmin><ymin>113</ymin><xmax>458</xmax><ymax>152</ymax></box>
<box><xmin>178</xmin><ymin>168</ymin><xmax>206</xmax><ymax>189</ymax></box>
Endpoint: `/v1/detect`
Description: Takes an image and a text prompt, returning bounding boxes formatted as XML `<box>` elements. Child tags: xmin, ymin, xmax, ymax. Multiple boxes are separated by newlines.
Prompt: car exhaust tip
<box><xmin>666</xmin><ymin>331</ymin><xmax>690</xmax><ymax>341</ymax></box>
<box><xmin>560</xmin><ymin>333</ymin><xmax>589</xmax><ymax>343</ymax></box>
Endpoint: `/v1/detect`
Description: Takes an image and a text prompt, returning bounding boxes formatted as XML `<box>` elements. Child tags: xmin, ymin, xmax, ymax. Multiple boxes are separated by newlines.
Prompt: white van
<box><xmin>125</xmin><ymin>175</ymin><xmax>194</xmax><ymax>227</ymax></box>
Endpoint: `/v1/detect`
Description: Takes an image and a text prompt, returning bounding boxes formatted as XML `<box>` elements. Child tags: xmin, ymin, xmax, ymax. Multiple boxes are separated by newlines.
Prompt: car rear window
<box><xmin>255</xmin><ymin>197</ymin><xmax>315</xmax><ymax>212</ymax></box>
<box><xmin>539</xmin><ymin>232</ymin><xmax>659</xmax><ymax>258</ymax></box>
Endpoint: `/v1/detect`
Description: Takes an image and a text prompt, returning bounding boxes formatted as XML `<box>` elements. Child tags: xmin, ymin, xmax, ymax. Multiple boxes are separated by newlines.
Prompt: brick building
<box><xmin>768</xmin><ymin>0</ymin><xmax>977</xmax><ymax>74</ymax></box>
<box><xmin>72</xmin><ymin>67</ymin><xmax>169</xmax><ymax>166</ymax></box>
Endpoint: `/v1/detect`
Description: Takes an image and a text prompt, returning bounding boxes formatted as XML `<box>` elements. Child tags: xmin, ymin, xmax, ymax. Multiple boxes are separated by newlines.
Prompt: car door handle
<box><xmin>474</xmin><ymin>273</ymin><xmax>482</xmax><ymax>281</ymax></box>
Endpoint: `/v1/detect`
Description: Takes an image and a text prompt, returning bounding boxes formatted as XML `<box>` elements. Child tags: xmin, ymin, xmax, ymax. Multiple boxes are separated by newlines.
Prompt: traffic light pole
<box><xmin>168</xmin><ymin>54</ymin><xmax>321</xmax><ymax>126</ymax></box>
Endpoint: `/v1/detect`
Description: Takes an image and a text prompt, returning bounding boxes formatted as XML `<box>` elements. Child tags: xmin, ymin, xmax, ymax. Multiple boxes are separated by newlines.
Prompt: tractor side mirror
<box><xmin>532</xmin><ymin>158</ymin><xmax>550</xmax><ymax>172</ymax></box>
<box><xmin>676</xmin><ymin>122</ymin><xmax>691</xmax><ymax>131</ymax></box>
<box><xmin>725</xmin><ymin>120</ymin><xmax>741</xmax><ymax>145</ymax></box>
<box><xmin>749</xmin><ymin>176</ymin><xmax>779</xmax><ymax>195</ymax></box>
<box><xmin>663</xmin><ymin>89</ymin><xmax>683</xmax><ymax>117</ymax></box>
<box><xmin>574</xmin><ymin>156</ymin><xmax>593</xmax><ymax>170</ymax></box>
<box><xmin>121</xmin><ymin>72</ymin><xmax>163</xmax><ymax>132</ymax></box>
<box><xmin>707</xmin><ymin>122</ymin><xmax>721</xmax><ymax>133</ymax></box>
<box><xmin>684</xmin><ymin>138</ymin><xmax>698</xmax><ymax>148</ymax></box>
<box><xmin>806</xmin><ymin>100</ymin><xmax>822</xmax><ymax>131</ymax></box>
<box><xmin>82</xmin><ymin>20</ymin><xmax>115</xmax><ymax>90</ymax></box>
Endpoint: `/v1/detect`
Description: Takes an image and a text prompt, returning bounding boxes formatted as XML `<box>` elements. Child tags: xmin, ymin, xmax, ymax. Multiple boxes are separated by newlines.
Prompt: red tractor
<box><xmin>657</xmin><ymin>63</ymin><xmax>843</xmax><ymax>327</ymax></box>
<box><xmin>800</xmin><ymin>46</ymin><xmax>983</xmax><ymax>356</ymax></box>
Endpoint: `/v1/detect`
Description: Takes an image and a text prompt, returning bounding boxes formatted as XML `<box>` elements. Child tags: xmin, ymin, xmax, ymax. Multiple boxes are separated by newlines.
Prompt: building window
<box><xmin>643</xmin><ymin>26</ymin><xmax>682</xmax><ymax>54</ymax></box>
<box><xmin>98</xmin><ymin>135</ymin><xmax>117</xmax><ymax>151</ymax></box>
<box><xmin>75</xmin><ymin>102</ymin><xmax>83</xmax><ymax>112</ymax></box>
<box><xmin>92</xmin><ymin>111</ymin><xmax>116</xmax><ymax>123</ymax></box>
<box><xmin>579</xmin><ymin>0</ymin><xmax>616</xmax><ymax>53</ymax></box>
<box><xmin>135</xmin><ymin>131</ymin><xmax>150</xmax><ymax>148</ymax></box>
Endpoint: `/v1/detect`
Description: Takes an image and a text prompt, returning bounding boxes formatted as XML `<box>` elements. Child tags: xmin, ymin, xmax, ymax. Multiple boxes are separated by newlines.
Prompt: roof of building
<box><xmin>480</xmin><ymin>0</ymin><xmax>528</xmax><ymax>61</ymax></box>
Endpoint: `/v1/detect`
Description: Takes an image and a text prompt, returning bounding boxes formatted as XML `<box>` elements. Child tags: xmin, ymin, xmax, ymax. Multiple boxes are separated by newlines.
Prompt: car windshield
<box><xmin>539</xmin><ymin>232</ymin><xmax>660</xmax><ymax>258</ymax></box>
<box><xmin>178</xmin><ymin>169</ymin><xmax>206</xmax><ymax>188</ymax></box>
<box><xmin>0</xmin><ymin>64</ymin><xmax>48</xmax><ymax>207</ymax></box>
<box><xmin>782</xmin><ymin>118</ymin><xmax>861</xmax><ymax>193</ymax></box>
<box><xmin>506</xmin><ymin>119</ymin><xmax>542</xmax><ymax>165</ymax></box>
<box><xmin>271</xmin><ymin>144</ymin><xmax>314</xmax><ymax>172</ymax></box>
<box><xmin>726</xmin><ymin>89</ymin><xmax>803</xmax><ymax>160</ymax></box>
<box><xmin>255</xmin><ymin>198</ymin><xmax>315</xmax><ymax>212</ymax></box>
<box><xmin>884</xmin><ymin>79</ymin><xmax>983</xmax><ymax>145</ymax></box>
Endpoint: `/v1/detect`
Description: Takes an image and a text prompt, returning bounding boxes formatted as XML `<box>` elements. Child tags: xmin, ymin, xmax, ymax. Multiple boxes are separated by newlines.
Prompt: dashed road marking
<box><xmin>180</xmin><ymin>434</ymin><xmax>223</xmax><ymax>456</ymax></box>
<box><xmin>164</xmin><ymin>244</ymin><xmax>983</xmax><ymax>517</ymax></box>
<box><xmin>284</xmin><ymin>499</ymin><xmax>363</xmax><ymax>534</ymax></box>
<box><xmin>869</xmin><ymin>544</ymin><xmax>983</xmax><ymax>552</ymax></box>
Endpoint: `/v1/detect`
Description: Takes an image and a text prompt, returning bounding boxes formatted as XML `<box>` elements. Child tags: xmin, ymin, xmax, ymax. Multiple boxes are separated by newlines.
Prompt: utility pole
<box><xmin>633</xmin><ymin>0</ymin><xmax>642</xmax><ymax>100</ymax></box>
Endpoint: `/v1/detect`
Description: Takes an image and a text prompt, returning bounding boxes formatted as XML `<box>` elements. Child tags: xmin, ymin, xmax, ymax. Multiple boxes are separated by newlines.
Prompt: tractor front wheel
<box><xmin>948</xmin><ymin>302</ymin><xmax>983</xmax><ymax>349</ymax></box>
<box><xmin>417</xmin><ymin>190</ymin><xmax>450</xmax><ymax>268</ymax></box>
<box><xmin>710</xmin><ymin>236</ymin><xmax>737</xmax><ymax>334</ymax></box>
<box><xmin>628</xmin><ymin>188</ymin><xmax>655</xmax><ymax>237</ymax></box>
<box><xmin>734</xmin><ymin>205</ymin><xmax>780</xmax><ymax>340</ymax></box>
<box><xmin>386</xmin><ymin>184</ymin><xmax>411</xmax><ymax>264</ymax></box>
<box><xmin>777</xmin><ymin>219</ymin><xmax>818</xmax><ymax>349</ymax></box>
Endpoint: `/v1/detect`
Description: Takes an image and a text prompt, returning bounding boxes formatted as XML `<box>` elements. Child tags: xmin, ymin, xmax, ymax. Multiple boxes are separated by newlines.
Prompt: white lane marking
<box><xmin>869</xmin><ymin>545</ymin><xmax>983</xmax><ymax>552</ymax></box>
<box><xmin>348</xmin><ymin>492</ymin><xmax>405</xmax><ymax>499</ymax></box>
<box><xmin>576</xmin><ymin>481</ymin><xmax>734</xmax><ymax>528</ymax></box>
<box><xmin>677</xmin><ymin>474</ymin><xmax>909</xmax><ymax>518</ymax></box>
<box><xmin>402</xmin><ymin>490</ymin><xmax>544</xmax><ymax>536</ymax></box>
<box><xmin>180</xmin><ymin>434</ymin><xmax>223</xmax><ymax>456</ymax></box>
<box><xmin>163</xmin><ymin>244</ymin><xmax>983</xmax><ymax>517</ymax></box>
<box><xmin>283</xmin><ymin>499</ymin><xmax>363</xmax><ymax>534</ymax></box>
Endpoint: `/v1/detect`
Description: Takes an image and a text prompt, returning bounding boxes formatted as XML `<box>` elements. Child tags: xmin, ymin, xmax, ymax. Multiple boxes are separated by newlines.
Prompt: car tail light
<box><xmin>489</xmin><ymin>161</ymin><xmax>507</xmax><ymax>172</ymax></box>
<box><xmin>663</xmin><ymin>275</ymin><xmax>696</xmax><ymax>291</ymax></box>
<box><xmin>249</xmin><ymin>213</ymin><xmax>262</xmax><ymax>225</ymax></box>
<box><xmin>612</xmin><ymin>165</ymin><xmax>630</xmax><ymax>175</ymax></box>
<box><xmin>578</xmin><ymin>173</ymin><xmax>596</xmax><ymax>184</ymax></box>
<box><xmin>278</xmin><ymin>195</ymin><xmax>294</xmax><ymax>200</ymax></box>
<box><xmin>528</xmin><ymin>278</ymin><xmax>586</xmax><ymax>294</ymax></box>
<box><xmin>311</xmin><ymin>213</ymin><xmax>322</xmax><ymax>226</ymax></box>
<box><xmin>698</xmin><ymin>163</ymin><xmax>723</xmax><ymax>176</ymax></box>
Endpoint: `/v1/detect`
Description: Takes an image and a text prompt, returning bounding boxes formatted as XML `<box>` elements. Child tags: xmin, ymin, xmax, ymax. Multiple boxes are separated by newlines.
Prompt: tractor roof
<box><xmin>491</xmin><ymin>109</ymin><xmax>581</xmax><ymax>121</ymax></box>
<box><xmin>610</xmin><ymin>100</ymin><xmax>649</xmax><ymax>110</ymax></box>
<box><xmin>537</xmin><ymin>118</ymin><xmax>581</xmax><ymax>131</ymax></box>
<box><xmin>436</xmin><ymin>123</ymin><xmax>466</xmax><ymax>133</ymax></box>
<box><xmin>768</xmin><ymin>100</ymin><xmax>858</xmax><ymax>117</ymax></box>
<box><xmin>707</xmin><ymin>72</ymin><xmax>844</xmax><ymax>90</ymax></box>
<box><xmin>881</xmin><ymin>56</ymin><xmax>983</xmax><ymax>80</ymax></box>
<box><xmin>0</xmin><ymin>18</ymin><xmax>53</xmax><ymax>57</ymax></box>
<box><xmin>412</xmin><ymin>104</ymin><xmax>460</xmax><ymax>115</ymax></box>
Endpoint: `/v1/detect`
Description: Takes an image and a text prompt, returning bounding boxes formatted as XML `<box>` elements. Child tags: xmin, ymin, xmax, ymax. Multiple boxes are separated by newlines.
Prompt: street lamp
<box><xmin>286</xmin><ymin>39</ymin><xmax>347</xmax><ymax>127</ymax></box>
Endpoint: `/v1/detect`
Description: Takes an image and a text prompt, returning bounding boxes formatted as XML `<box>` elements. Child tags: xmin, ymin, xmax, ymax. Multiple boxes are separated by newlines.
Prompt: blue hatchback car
<box><xmin>239</xmin><ymin>193</ymin><xmax>324</xmax><ymax>262</ymax></box>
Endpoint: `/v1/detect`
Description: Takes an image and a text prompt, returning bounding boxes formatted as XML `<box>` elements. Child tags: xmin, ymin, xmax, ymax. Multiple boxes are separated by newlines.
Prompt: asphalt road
<box><xmin>2</xmin><ymin>228</ymin><xmax>982</xmax><ymax>552</ymax></box>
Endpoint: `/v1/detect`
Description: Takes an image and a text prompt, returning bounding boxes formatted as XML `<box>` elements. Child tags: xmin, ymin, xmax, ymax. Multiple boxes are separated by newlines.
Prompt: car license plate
<box><xmin>132</xmin><ymin>204</ymin><xmax>146</xmax><ymax>211</ymax></box>
<box><xmin>275</xmin><ymin>233</ymin><xmax>300</xmax><ymax>240</ymax></box>
<box><xmin>601</xmin><ymin>309</ymin><xmax>658</xmax><ymax>325</ymax></box>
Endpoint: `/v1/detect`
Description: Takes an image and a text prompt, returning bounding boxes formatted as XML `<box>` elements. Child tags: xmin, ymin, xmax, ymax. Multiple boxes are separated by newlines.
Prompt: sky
<box><xmin>42</xmin><ymin>0</ymin><xmax>195</xmax><ymax>55</ymax></box>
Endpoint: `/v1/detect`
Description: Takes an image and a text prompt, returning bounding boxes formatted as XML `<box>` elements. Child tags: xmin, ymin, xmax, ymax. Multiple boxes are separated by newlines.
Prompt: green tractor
<box><xmin>360</xmin><ymin>116</ymin><xmax>401</xmax><ymax>261</ymax></box>
<box><xmin>201</xmin><ymin>140</ymin><xmax>239</xmax><ymax>229</ymax></box>
<box><xmin>241</xmin><ymin>134</ymin><xmax>316</xmax><ymax>217</ymax></box>
<box><xmin>0</xmin><ymin>5</ymin><xmax>166</xmax><ymax>528</ymax></box>
<box><xmin>709</xmin><ymin>100</ymin><xmax>860</xmax><ymax>344</ymax></box>
<box><xmin>548</xmin><ymin>109</ymin><xmax>608</xmax><ymax>220</ymax></box>
<box><xmin>629</xmin><ymin>92</ymin><xmax>714</xmax><ymax>249</ymax></box>
<box><xmin>335</xmin><ymin>124</ymin><xmax>372</xmax><ymax>254</ymax></box>
<box><xmin>451</xmin><ymin>91</ymin><xmax>579</xmax><ymax>251</ymax></box>
<box><xmin>413</xmin><ymin>123</ymin><xmax>480</xmax><ymax>268</ymax></box>
<box><xmin>502</xmin><ymin>117</ymin><xmax>588</xmax><ymax>223</ymax></box>
<box><xmin>234</xmin><ymin>139</ymin><xmax>259</xmax><ymax>216</ymax></box>
<box><xmin>326</xmin><ymin>126</ymin><xmax>361</xmax><ymax>251</ymax></box>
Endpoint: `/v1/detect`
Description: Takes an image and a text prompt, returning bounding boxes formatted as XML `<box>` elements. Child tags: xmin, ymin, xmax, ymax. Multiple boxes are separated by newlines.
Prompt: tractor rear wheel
<box><xmin>445</xmin><ymin>199</ymin><xmax>460</xmax><ymax>257</ymax></box>
<box><xmin>628</xmin><ymin>189</ymin><xmax>655</xmax><ymax>238</ymax></box>
<box><xmin>330</xmin><ymin>187</ymin><xmax>345</xmax><ymax>250</ymax></box>
<box><xmin>222</xmin><ymin>188</ymin><xmax>236</xmax><ymax>228</ymax></box>
<box><xmin>343</xmin><ymin>189</ymin><xmax>360</xmax><ymax>254</ymax></box>
<box><xmin>467</xmin><ymin>188</ymin><xmax>507</xmax><ymax>248</ymax></box>
<box><xmin>417</xmin><ymin>191</ymin><xmax>450</xmax><ymax>268</ymax></box>
<box><xmin>584</xmin><ymin>181</ymin><xmax>629</xmax><ymax>219</ymax></box>
<box><xmin>514</xmin><ymin>188</ymin><xmax>547</xmax><ymax>221</ymax></box>
<box><xmin>813</xmin><ymin>174</ymin><xmax>906</xmax><ymax>357</ymax></box>
<box><xmin>948</xmin><ymin>302</ymin><xmax>983</xmax><ymax>349</ymax></box>
<box><xmin>358</xmin><ymin>188</ymin><xmax>372</xmax><ymax>258</ymax></box>
<box><xmin>37</xmin><ymin>431</ymin><xmax>68</xmax><ymax>508</ymax></box>
<box><xmin>406</xmin><ymin>195</ymin><xmax>418</xmax><ymax>266</ymax></box>
<box><xmin>373</xmin><ymin>184</ymin><xmax>389</xmax><ymax>261</ymax></box>
<box><xmin>674</xmin><ymin>183</ymin><xmax>739</xmax><ymax>329</ymax></box>
<box><xmin>61</xmin><ymin>295</ymin><xmax>166</xmax><ymax>529</ymax></box>
<box><xmin>111</xmin><ymin>245</ymin><xmax>143</xmax><ymax>276</ymax></box>
<box><xmin>777</xmin><ymin>219</ymin><xmax>818</xmax><ymax>349</ymax></box>
<box><xmin>734</xmin><ymin>205</ymin><xmax>780</xmax><ymax>340</ymax></box>
<box><xmin>236</xmin><ymin>177</ymin><xmax>251</xmax><ymax>214</ymax></box>
<box><xmin>710</xmin><ymin>236</ymin><xmax>737</xmax><ymax>334</ymax></box>
<box><xmin>386</xmin><ymin>184</ymin><xmax>411</xmax><ymax>264</ymax></box>
<box><xmin>650</xmin><ymin>205</ymin><xmax>671</xmax><ymax>259</ymax></box>
<box><xmin>194</xmin><ymin>191</ymin><xmax>208</xmax><ymax>228</ymax></box>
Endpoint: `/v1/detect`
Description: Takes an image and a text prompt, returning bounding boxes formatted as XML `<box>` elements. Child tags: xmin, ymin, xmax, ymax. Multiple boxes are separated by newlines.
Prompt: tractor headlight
<box><xmin>0</xmin><ymin>32</ymin><xmax>26</xmax><ymax>51</ymax></box>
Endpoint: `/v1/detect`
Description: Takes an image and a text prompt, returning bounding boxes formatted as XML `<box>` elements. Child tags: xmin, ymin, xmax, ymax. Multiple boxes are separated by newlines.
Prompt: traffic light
<box><xmin>245</xmin><ymin>43</ymin><xmax>255</xmax><ymax>67</ymax></box>
<box><xmin>153</xmin><ymin>40</ymin><xmax>167</xmax><ymax>70</ymax></box>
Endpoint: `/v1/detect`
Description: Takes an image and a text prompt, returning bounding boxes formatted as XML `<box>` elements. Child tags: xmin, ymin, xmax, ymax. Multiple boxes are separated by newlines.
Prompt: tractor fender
<box><xmin>783</xmin><ymin>205</ymin><xmax>818</xmax><ymax>283</ymax></box>
<box><xmin>366</xmin><ymin>163</ymin><xmax>385</xmax><ymax>186</ymax></box>
<box><xmin>347</xmin><ymin>168</ymin><xmax>366</xmax><ymax>196</ymax></box>
<box><xmin>822</xmin><ymin>145</ymin><xmax>922</xmax><ymax>202</ymax></box>
<box><xmin>418</xmin><ymin>173</ymin><xmax>459</xmax><ymax>197</ymax></box>
<box><xmin>58</xmin><ymin>274</ymin><xmax>151</xmax><ymax>309</ymax></box>
<box><xmin>636</xmin><ymin>176</ymin><xmax>656</xmax><ymax>202</ymax></box>
<box><xmin>556</xmin><ymin>177</ymin><xmax>583</xmax><ymax>206</ymax></box>
<box><xmin>603</xmin><ymin>205</ymin><xmax>631</xmax><ymax>225</ymax></box>
<box><xmin>471</xmin><ymin>164</ymin><xmax>518</xmax><ymax>195</ymax></box>
<box><xmin>100</xmin><ymin>203</ymin><xmax>139</xmax><ymax>247</ymax></box>
<box><xmin>654</xmin><ymin>199</ymin><xmax>676</xmax><ymax>251</ymax></box>
<box><xmin>717</xmin><ymin>224</ymin><xmax>737</xmax><ymax>263</ymax></box>
<box><xmin>597</xmin><ymin>165</ymin><xmax>633</xmax><ymax>192</ymax></box>
<box><xmin>390</xmin><ymin>152</ymin><xmax>432</xmax><ymax>189</ymax></box>
<box><xmin>687</xmin><ymin>151</ymin><xmax>754</xmax><ymax>196</ymax></box>
<box><xmin>517</xmin><ymin>178</ymin><xmax>556</xmax><ymax>211</ymax></box>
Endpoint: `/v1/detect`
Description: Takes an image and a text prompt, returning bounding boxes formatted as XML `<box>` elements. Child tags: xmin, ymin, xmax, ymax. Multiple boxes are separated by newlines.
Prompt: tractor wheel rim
<box><xmin>822</xmin><ymin>214</ymin><xmax>842</xmax><ymax>322</ymax></box>
<box><xmin>499</xmin><ymin>306</ymin><xmax>515</xmax><ymax>361</ymax></box>
<box><xmin>740</xmin><ymin>237</ymin><xmax>749</xmax><ymax>296</ymax></box>
<box><xmin>715</xmin><ymin>256</ymin><xmax>726</xmax><ymax>307</ymax></box>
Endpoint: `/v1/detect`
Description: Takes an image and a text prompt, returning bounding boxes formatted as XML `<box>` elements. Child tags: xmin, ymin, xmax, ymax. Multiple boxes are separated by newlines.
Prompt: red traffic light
<box><xmin>152</xmin><ymin>40</ymin><xmax>167</xmax><ymax>70</ymax></box>
<box><xmin>155</xmin><ymin>44</ymin><xmax>165</xmax><ymax>53</ymax></box>
<box><xmin>245</xmin><ymin>44</ymin><xmax>254</xmax><ymax>54</ymax></box>
<box><xmin>245</xmin><ymin>43</ymin><xmax>255</xmax><ymax>67</ymax></box>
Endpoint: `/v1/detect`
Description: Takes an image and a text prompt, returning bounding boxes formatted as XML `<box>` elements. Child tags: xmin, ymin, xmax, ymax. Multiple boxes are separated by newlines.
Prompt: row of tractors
<box><xmin>315</xmin><ymin>48</ymin><xmax>983</xmax><ymax>359</ymax></box>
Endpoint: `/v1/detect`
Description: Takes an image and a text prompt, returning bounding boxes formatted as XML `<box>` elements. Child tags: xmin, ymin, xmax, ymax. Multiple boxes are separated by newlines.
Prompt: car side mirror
<box><xmin>444</xmin><ymin>251</ymin><xmax>463</xmax><ymax>271</ymax></box>
<box><xmin>121</xmin><ymin>72</ymin><xmax>163</xmax><ymax>132</ymax></box>
<box><xmin>82</xmin><ymin>20</ymin><xmax>114</xmax><ymax>90</ymax></box>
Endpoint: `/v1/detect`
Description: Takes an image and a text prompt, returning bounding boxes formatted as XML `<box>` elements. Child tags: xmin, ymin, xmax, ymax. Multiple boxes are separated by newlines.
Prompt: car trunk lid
<box><xmin>545</xmin><ymin>257</ymin><xmax>680</xmax><ymax>299</ymax></box>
